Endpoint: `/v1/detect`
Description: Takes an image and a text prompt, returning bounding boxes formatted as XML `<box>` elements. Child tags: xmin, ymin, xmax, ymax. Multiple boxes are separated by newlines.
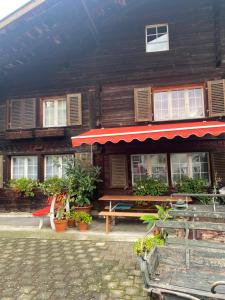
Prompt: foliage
<box><xmin>175</xmin><ymin>176</ymin><xmax>210</xmax><ymax>204</ymax></box>
<box><xmin>134</xmin><ymin>235</ymin><xmax>164</xmax><ymax>256</ymax></box>
<box><xmin>73</xmin><ymin>211</ymin><xmax>92</xmax><ymax>224</ymax></box>
<box><xmin>38</xmin><ymin>177</ymin><xmax>65</xmax><ymax>197</ymax></box>
<box><xmin>65</xmin><ymin>208</ymin><xmax>75</xmax><ymax>220</ymax></box>
<box><xmin>55</xmin><ymin>194</ymin><xmax>67</xmax><ymax>220</ymax></box>
<box><xmin>64</xmin><ymin>157</ymin><xmax>101</xmax><ymax>207</ymax></box>
<box><xmin>133</xmin><ymin>177</ymin><xmax>168</xmax><ymax>196</ymax></box>
<box><xmin>9</xmin><ymin>178</ymin><xmax>37</xmax><ymax>197</ymax></box>
<box><xmin>140</xmin><ymin>205</ymin><xmax>171</xmax><ymax>229</ymax></box>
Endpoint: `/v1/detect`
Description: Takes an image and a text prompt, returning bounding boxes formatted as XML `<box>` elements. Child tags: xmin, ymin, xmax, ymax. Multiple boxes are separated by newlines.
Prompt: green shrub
<box><xmin>133</xmin><ymin>177</ymin><xmax>168</xmax><ymax>196</ymax></box>
<box><xmin>175</xmin><ymin>176</ymin><xmax>210</xmax><ymax>204</ymax></box>
<box><xmin>9</xmin><ymin>178</ymin><xmax>37</xmax><ymax>197</ymax></box>
<box><xmin>140</xmin><ymin>205</ymin><xmax>171</xmax><ymax>229</ymax></box>
<box><xmin>38</xmin><ymin>177</ymin><xmax>65</xmax><ymax>197</ymax></box>
<box><xmin>134</xmin><ymin>235</ymin><xmax>164</xmax><ymax>256</ymax></box>
<box><xmin>74</xmin><ymin>211</ymin><xmax>92</xmax><ymax>224</ymax></box>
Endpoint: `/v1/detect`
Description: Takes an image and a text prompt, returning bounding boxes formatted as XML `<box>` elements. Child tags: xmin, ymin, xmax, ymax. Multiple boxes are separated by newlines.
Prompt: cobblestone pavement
<box><xmin>0</xmin><ymin>238</ymin><xmax>148</xmax><ymax>300</ymax></box>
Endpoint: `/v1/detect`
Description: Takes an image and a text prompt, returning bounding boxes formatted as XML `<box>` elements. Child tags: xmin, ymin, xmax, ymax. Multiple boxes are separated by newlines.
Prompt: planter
<box><xmin>74</xmin><ymin>205</ymin><xmax>92</xmax><ymax>214</ymax></box>
<box><xmin>77</xmin><ymin>222</ymin><xmax>89</xmax><ymax>231</ymax></box>
<box><xmin>153</xmin><ymin>226</ymin><xmax>161</xmax><ymax>236</ymax></box>
<box><xmin>67</xmin><ymin>219</ymin><xmax>75</xmax><ymax>228</ymax></box>
<box><xmin>54</xmin><ymin>219</ymin><xmax>67</xmax><ymax>232</ymax></box>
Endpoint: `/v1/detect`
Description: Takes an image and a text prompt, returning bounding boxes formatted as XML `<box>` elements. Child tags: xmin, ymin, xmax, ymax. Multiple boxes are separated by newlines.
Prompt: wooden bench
<box><xmin>99</xmin><ymin>211</ymin><xmax>157</xmax><ymax>233</ymax></box>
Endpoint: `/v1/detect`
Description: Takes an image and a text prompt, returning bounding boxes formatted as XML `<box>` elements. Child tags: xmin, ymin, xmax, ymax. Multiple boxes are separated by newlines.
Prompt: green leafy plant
<box><xmin>65</xmin><ymin>208</ymin><xmax>75</xmax><ymax>220</ymax></box>
<box><xmin>73</xmin><ymin>211</ymin><xmax>92</xmax><ymax>224</ymax></box>
<box><xmin>134</xmin><ymin>235</ymin><xmax>164</xmax><ymax>256</ymax></box>
<box><xmin>140</xmin><ymin>205</ymin><xmax>171</xmax><ymax>229</ymax></box>
<box><xmin>38</xmin><ymin>177</ymin><xmax>65</xmax><ymax>197</ymax></box>
<box><xmin>64</xmin><ymin>157</ymin><xmax>101</xmax><ymax>207</ymax></box>
<box><xmin>175</xmin><ymin>176</ymin><xmax>210</xmax><ymax>204</ymax></box>
<box><xmin>9</xmin><ymin>178</ymin><xmax>37</xmax><ymax>197</ymax></box>
<box><xmin>55</xmin><ymin>194</ymin><xmax>67</xmax><ymax>220</ymax></box>
<box><xmin>133</xmin><ymin>177</ymin><xmax>168</xmax><ymax>196</ymax></box>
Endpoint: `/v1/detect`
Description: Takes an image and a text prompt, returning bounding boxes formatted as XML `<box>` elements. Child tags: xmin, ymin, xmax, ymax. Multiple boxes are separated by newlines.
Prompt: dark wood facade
<box><xmin>0</xmin><ymin>0</ymin><xmax>225</xmax><ymax>210</ymax></box>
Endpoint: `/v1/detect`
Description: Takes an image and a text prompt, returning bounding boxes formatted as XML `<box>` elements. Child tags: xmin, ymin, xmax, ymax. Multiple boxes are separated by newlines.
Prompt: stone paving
<box><xmin>0</xmin><ymin>237</ymin><xmax>148</xmax><ymax>300</ymax></box>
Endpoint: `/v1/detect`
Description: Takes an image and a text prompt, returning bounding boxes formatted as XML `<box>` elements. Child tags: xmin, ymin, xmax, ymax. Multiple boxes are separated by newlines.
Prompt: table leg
<box><xmin>106</xmin><ymin>216</ymin><xmax>111</xmax><ymax>234</ymax></box>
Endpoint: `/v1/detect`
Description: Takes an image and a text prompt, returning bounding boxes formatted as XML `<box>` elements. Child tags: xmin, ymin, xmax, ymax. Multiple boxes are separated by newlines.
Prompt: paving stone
<box><xmin>0</xmin><ymin>238</ymin><xmax>146</xmax><ymax>299</ymax></box>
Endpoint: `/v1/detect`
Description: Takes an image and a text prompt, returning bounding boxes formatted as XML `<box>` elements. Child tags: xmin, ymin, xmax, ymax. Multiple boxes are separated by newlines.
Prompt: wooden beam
<box><xmin>0</xmin><ymin>0</ymin><xmax>46</xmax><ymax>31</ymax></box>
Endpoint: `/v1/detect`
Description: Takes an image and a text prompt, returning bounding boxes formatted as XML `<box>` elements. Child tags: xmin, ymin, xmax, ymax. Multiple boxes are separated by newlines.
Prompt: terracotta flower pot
<box><xmin>153</xmin><ymin>226</ymin><xmax>161</xmax><ymax>236</ymax></box>
<box><xmin>74</xmin><ymin>205</ymin><xmax>92</xmax><ymax>214</ymax></box>
<box><xmin>54</xmin><ymin>219</ymin><xmax>67</xmax><ymax>232</ymax></box>
<box><xmin>77</xmin><ymin>222</ymin><xmax>89</xmax><ymax>231</ymax></box>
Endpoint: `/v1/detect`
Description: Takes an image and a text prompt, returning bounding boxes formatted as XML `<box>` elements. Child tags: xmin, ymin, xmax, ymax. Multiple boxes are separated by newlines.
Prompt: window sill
<box><xmin>5</xmin><ymin>130</ymin><xmax>33</xmax><ymax>140</ymax></box>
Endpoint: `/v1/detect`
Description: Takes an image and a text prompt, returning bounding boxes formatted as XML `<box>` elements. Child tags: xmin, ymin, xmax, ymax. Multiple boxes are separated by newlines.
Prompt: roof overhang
<box><xmin>0</xmin><ymin>0</ymin><xmax>46</xmax><ymax>31</ymax></box>
<box><xmin>72</xmin><ymin>120</ymin><xmax>225</xmax><ymax>147</ymax></box>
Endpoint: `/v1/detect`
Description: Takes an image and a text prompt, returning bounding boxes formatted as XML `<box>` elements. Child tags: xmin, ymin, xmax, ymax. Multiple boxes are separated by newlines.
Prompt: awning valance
<box><xmin>71</xmin><ymin>120</ymin><xmax>225</xmax><ymax>147</ymax></box>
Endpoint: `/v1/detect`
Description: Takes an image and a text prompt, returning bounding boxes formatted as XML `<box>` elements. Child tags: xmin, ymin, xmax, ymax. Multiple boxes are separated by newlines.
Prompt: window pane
<box><xmin>154</xmin><ymin>92</ymin><xmax>170</xmax><ymax>121</ymax></box>
<box><xmin>147</xmin><ymin>27</ymin><xmax>156</xmax><ymax>35</ymax></box>
<box><xmin>188</xmin><ymin>88</ymin><xmax>204</xmax><ymax>118</ymax></box>
<box><xmin>44</xmin><ymin>101</ymin><xmax>54</xmax><ymax>127</ymax></box>
<box><xmin>131</xmin><ymin>155</ymin><xmax>148</xmax><ymax>183</ymax></box>
<box><xmin>192</xmin><ymin>153</ymin><xmax>209</xmax><ymax>182</ymax></box>
<box><xmin>157</xmin><ymin>25</ymin><xmax>167</xmax><ymax>34</ymax></box>
<box><xmin>12</xmin><ymin>157</ymin><xmax>25</xmax><ymax>179</ymax></box>
<box><xmin>58</xmin><ymin>100</ymin><xmax>67</xmax><ymax>126</ymax></box>
<box><xmin>27</xmin><ymin>157</ymin><xmax>38</xmax><ymax>179</ymax></box>
<box><xmin>171</xmin><ymin>153</ymin><xmax>189</xmax><ymax>183</ymax></box>
<box><xmin>150</xmin><ymin>154</ymin><xmax>167</xmax><ymax>182</ymax></box>
<box><xmin>171</xmin><ymin>90</ymin><xmax>185</xmax><ymax>119</ymax></box>
<box><xmin>45</xmin><ymin>156</ymin><xmax>60</xmax><ymax>178</ymax></box>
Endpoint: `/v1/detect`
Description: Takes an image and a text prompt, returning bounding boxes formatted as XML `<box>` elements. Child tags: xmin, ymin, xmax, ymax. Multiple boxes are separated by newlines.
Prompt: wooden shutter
<box><xmin>110</xmin><ymin>155</ymin><xmax>128</xmax><ymax>188</ymax></box>
<box><xmin>212</xmin><ymin>152</ymin><xmax>225</xmax><ymax>184</ymax></box>
<box><xmin>67</xmin><ymin>93</ymin><xmax>82</xmax><ymax>126</ymax></box>
<box><xmin>0</xmin><ymin>104</ymin><xmax>6</xmax><ymax>131</ymax></box>
<box><xmin>208</xmin><ymin>80</ymin><xmax>225</xmax><ymax>117</ymax></box>
<box><xmin>0</xmin><ymin>155</ymin><xmax>3</xmax><ymax>188</ymax></box>
<box><xmin>134</xmin><ymin>87</ymin><xmax>152</xmax><ymax>122</ymax></box>
<box><xmin>10</xmin><ymin>98</ymin><xmax>36</xmax><ymax>129</ymax></box>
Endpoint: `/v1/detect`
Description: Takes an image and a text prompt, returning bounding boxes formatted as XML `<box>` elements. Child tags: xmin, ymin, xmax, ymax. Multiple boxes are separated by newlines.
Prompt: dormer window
<box><xmin>146</xmin><ymin>24</ymin><xmax>169</xmax><ymax>52</ymax></box>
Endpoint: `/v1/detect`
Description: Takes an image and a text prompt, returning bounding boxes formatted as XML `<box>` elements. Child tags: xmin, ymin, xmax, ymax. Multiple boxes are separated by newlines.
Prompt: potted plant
<box><xmin>64</xmin><ymin>157</ymin><xmax>101</xmax><ymax>213</ymax></box>
<box><xmin>66</xmin><ymin>208</ymin><xmax>75</xmax><ymax>228</ymax></box>
<box><xmin>39</xmin><ymin>177</ymin><xmax>67</xmax><ymax>231</ymax></box>
<box><xmin>53</xmin><ymin>194</ymin><xmax>68</xmax><ymax>232</ymax></box>
<box><xmin>74</xmin><ymin>211</ymin><xmax>92</xmax><ymax>231</ymax></box>
<box><xmin>134</xmin><ymin>235</ymin><xmax>164</xmax><ymax>256</ymax></box>
<box><xmin>9</xmin><ymin>178</ymin><xmax>37</xmax><ymax>198</ymax></box>
<box><xmin>140</xmin><ymin>205</ymin><xmax>171</xmax><ymax>236</ymax></box>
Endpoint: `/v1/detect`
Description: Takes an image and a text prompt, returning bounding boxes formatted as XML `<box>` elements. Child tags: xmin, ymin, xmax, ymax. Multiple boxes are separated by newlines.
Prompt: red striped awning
<box><xmin>71</xmin><ymin>120</ymin><xmax>225</xmax><ymax>147</ymax></box>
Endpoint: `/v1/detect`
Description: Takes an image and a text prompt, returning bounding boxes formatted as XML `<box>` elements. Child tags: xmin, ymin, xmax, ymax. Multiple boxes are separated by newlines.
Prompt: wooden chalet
<box><xmin>0</xmin><ymin>0</ymin><xmax>225</xmax><ymax>211</ymax></box>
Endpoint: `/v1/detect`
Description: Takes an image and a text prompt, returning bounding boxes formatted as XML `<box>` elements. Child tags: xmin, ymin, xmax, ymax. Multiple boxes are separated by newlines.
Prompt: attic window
<box><xmin>146</xmin><ymin>24</ymin><xmax>169</xmax><ymax>53</ymax></box>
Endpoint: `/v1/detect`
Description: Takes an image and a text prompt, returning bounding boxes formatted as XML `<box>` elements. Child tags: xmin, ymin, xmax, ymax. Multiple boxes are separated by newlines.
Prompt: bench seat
<box><xmin>99</xmin><ymin>211</ymin><xmax>157</xmax><ymax>233</ymax></box>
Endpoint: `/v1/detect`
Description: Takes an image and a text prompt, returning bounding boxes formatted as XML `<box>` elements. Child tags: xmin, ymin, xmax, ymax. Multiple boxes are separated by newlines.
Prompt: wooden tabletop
<box><xmin>98</xmin><ymin>195</ymin><xmax>192</xmax><ymax>203</ymax></box>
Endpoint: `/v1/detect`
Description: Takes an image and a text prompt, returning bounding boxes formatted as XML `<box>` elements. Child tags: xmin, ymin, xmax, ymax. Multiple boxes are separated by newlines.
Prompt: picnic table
<box><xmin>98</xmin><ymin>194</ymin><xmax>192</xmax><ymax>233</ymax></box>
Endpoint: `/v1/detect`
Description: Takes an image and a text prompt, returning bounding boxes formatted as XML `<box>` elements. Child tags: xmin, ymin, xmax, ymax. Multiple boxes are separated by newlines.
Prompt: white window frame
<box><xmin>43</xmin><ymin>97</ymin><xmax>67</xmax><ymax>128</ymax></box>
<box><xmin>145</xmin><ymin>23</ymin><xmax>169</xmax><ymax>53</ymax></box>
<box><xmin>131</xmin><ymin>154</ymin><xmax>168</xmax><ymax>185</ymax></box>
<box><xmin>170</xmin><ymin>152</ymin><xmax>210</xmax><ymax>184</ymax></box>
<box><xmin>11</xmin><ymin>156</ymin><xmax>38</xmax><ymax>179</ymax></box>
<box><xmin>153</xmin><ymin>88</ymin><xmax>205</xmax><ymax>121</ymax></box>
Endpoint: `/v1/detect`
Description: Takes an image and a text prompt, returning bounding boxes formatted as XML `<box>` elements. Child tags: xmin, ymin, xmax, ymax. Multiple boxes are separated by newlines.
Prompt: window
<box><xmin>146</xmin><ymin>24</ymin><xmax>169</xmax><ymax>53</ymax></box>
<box><xmin>43</xmin><ymin>98</ymin><xmax>67</xmax><ymax>127</ymax></box>
<box><xmin>171</xmin><ymin>152</ymin><xmax>210</xmax><ymax>184</ymax></box>
<box><xmin>44</xmin><ymin>155</ymin><xmax>72</xmax><ymax>178</ymax></box>
<box><xmin>11</xmin><ymin>156</ymin><xmax>38</xmax><ymax>179</ymax></box>
<box><xmin>131</xmin><ymin>154</ymin><xmax>167</xmax><ymax>184</ymax></box>
<box><xmin>154</xmin><ymin>88</ymin><xmax>204</xmax><ymax>121</ymax></box>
